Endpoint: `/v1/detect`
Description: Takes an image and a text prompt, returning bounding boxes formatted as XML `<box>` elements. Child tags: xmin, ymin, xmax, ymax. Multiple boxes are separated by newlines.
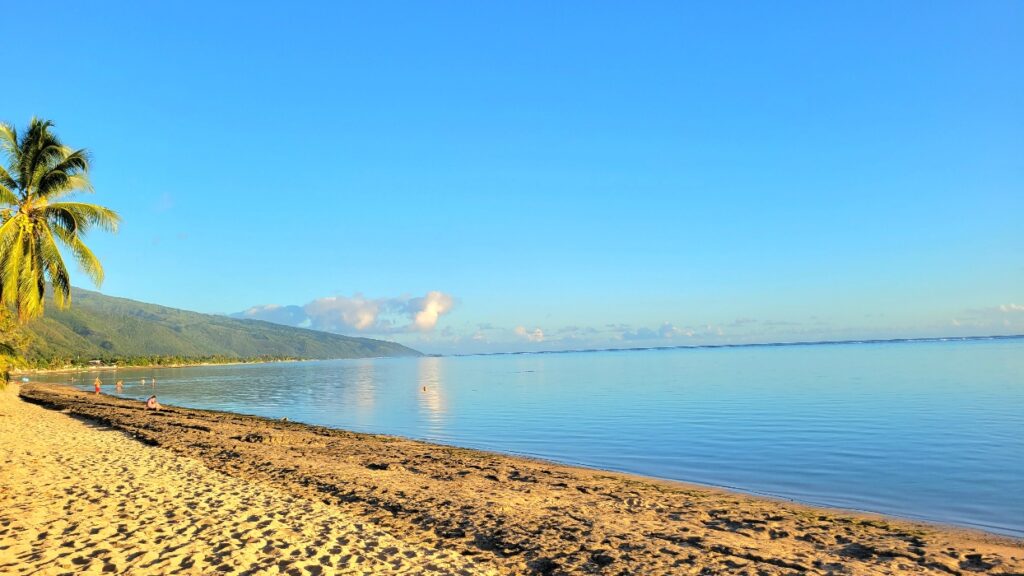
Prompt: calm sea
<box><xmin>65</xmin><ymin>338</ymin><xmax>1024</xmax><ymax>536</ymax></box>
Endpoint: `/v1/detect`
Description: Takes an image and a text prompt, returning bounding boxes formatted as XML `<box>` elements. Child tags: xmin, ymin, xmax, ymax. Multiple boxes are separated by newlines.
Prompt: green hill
<box><xmin>20</xmin><ymin>288</ymin><xmax>420</xmax><ymax>366</ymax></box>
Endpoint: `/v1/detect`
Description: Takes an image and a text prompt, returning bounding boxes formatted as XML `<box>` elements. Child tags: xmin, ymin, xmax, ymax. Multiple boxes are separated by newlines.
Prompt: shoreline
<box><xmin>14</xmin><ymin>382</ymin><xmax>1023</xmax><ymax>575</ymax></box>
<box><xmin>45</xmin><ymin>379</ymin><xmax>1022</xmax><ymax>540</ymax></box>
<box><xmin>12</xmin><ymin>358</ymin><xmax>310</xmax><ymax>375</ymax></box>
<box><xmin>13</xmin><ymin>354</ymin><xmax>423</xmax><ymax>376</ymax></box>
<box><xmin>52</xmin><ymin>381</ymin><xmax>1016</xmax><ymax>541</ymax></box>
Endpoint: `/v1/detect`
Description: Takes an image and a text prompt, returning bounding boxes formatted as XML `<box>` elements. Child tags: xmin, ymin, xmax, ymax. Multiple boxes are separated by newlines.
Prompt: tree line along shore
<box><xmin>13</xmin><ymin>354</ymin><xmax>307</xmax><ymax>373</ymax></box>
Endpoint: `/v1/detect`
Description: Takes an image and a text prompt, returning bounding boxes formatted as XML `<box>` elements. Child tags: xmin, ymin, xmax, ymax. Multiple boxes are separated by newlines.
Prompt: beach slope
<box><xmin>8</xmin><ymin>383</ymin><xmax>1024</xmax><ymax>575</ymax></box>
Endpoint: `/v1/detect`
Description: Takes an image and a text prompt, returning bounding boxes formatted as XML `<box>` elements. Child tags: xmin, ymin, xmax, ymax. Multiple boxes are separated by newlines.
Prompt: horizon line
<box><xmin>440</xmin><ymin>333</ymin><xmax>1024</xmax><ymax>358</ymax></box>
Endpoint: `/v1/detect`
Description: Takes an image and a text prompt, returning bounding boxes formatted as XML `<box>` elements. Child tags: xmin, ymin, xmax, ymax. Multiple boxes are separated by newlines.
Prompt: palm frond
<box><xmin>45</xmin><ymin>202</ymin><xmax>120</xmax><ymax>234</ymax></box>
<box><xmin>0</xmin><ymin>164</ymin><xmax>17</xmax><ymax>197</ymax></box>
<box><xmin>19</xmin><ymin>119</ymin><xmax>63</xmax><ymax>196</ymax></box>
<box><xmin>0</xmin><ymin>221</ymin><xmax>26</xmax><ymax>309</ymax></box>
<box><xmin>51</xmin><ymin>224</ymin><xmax>104</xmax><ymax>287</ymax></box>
<box><xmin>16</xmin><ymin>119</ymin><xmax>46</xmax><ymax>190</ymax></box>
<box><xmin>45</xmin><ymin>206</ymin><xmax>79</xmax><ymax>235</ymax></box>
<box><xmin>39</xmin><ymin>228</ymin><xmax>71</xmax><ymax>308</ymax></box>
<box><xmin>0</xmin><ymin>182</ymin><xmax>16</xmax><ymax>207</ymax></box>
<box><xmin>11</xmin><ymin>229</ymin><xmax>44</xmax><ymax>322</ymax></box>
<box><xmin>36</xmin><ymin>148</ymin><xmax>93</xmax><ymax>198</ymax></box>
<box><xmin>0</xmin><ymin>122</ymin><xmax>17</xmax><ymax>165</ymax></box>
<box><xmin>36</xmin><ymin>175</ymin><xmax>91</xmax><ymax>202</ymax></box>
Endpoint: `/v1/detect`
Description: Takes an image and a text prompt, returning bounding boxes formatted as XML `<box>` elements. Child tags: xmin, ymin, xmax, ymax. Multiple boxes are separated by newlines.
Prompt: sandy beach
<box><xmin>4</xmin><ymin>383</ymin><xmax>1023</xmax><ymax>575</ymax></box>
<box><xmin>0</xmin><ymin>384</ymin><xmax>482</xmax><ymax>575</ymax></box>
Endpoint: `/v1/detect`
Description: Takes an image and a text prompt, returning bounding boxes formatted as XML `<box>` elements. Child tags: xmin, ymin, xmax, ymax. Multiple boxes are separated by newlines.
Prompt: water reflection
<box><xmin>417</xmin><ymin>357</ymin><xmax>447</xmax><ymax>433</ymax></box>
<box><xmin>348</xmin><ymin>360</ymin><xmax>377</xmax><ymax>422</ymax></box>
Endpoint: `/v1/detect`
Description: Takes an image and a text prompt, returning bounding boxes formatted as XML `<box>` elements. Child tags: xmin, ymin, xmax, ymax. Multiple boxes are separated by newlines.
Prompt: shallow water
<box><xmin>66</xmin><ymin>338</ymin><xmax>1024</xmax><ymax>536</ymax></box>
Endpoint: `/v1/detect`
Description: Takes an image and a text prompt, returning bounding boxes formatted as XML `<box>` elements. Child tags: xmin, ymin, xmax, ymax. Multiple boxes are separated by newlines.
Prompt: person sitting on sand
<box><xmin>146</xmin><ymin>395</ymin><xmax>161</xmax><ymax>411</ymax></box>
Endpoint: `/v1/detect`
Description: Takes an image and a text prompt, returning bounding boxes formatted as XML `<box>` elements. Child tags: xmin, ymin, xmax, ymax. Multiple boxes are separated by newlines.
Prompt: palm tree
<box><xmin>0</xmin><ymin>118</ymin><xmax>120</xmax><ymax>322</ymax></box>
<box><xmin>0</xmin><ymin>308</ymin><xmax>27</xmax><ymax>388</ymax></box>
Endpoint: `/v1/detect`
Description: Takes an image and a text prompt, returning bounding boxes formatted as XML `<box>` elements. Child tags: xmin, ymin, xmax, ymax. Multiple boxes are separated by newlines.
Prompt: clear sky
<box><xmin>5</xmin><ymin>1</ymin><xmax>1022</xmax><ymax>353</ymax></box>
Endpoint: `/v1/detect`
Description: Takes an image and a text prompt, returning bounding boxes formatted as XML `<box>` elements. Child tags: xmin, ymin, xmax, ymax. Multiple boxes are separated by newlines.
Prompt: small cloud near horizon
<box><xmin>952</xmin><ymin>303</ymin><xmax>1024</xmax><ymax>329</ymax></box>
<box><xmin>621</xmin><ymin>322</ymin><xmax>694</xmax><ymax>340</ymax></box>
<box><xmin>514</xmin><ymin>326</ymin><xmax>545</xmax><ymax>342</ymax></box>
<box><xmin>620</xmin><ymin>322</ymin><xmax>729</xmax><ymax>341</ymax></box>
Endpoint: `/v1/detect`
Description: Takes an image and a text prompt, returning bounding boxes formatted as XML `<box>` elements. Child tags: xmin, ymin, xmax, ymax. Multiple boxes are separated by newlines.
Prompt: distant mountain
<box><xmin>21</xmin><ymin>288</ymin><xmax>420</xmax><ymax>365</ymax></box>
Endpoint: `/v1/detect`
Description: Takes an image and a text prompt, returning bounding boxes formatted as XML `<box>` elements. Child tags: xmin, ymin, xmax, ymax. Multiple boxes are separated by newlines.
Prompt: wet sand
<box><xmin>6</xmin><ymin>383</ymin><xmax>1023</xmax><ymax>575</ymax></box>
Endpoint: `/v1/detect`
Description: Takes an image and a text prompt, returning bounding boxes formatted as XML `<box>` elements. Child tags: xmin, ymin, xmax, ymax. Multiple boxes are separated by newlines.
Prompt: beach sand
<box><xmin>0</xmin><ymin>384</ymin><xmax>484</xmax><ymax>575</ymax></box>
<box><xmin>5</xmin><ymin>383</ymin><xmax>1023</xmax><ymax>575</ymax></box>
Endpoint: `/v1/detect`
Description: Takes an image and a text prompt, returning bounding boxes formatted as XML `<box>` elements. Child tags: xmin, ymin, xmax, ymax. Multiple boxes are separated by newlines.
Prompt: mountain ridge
<box><xmin>19</xmin><ymin>288</ymin><xmax>420</xmax><ymax>366</ymax></box>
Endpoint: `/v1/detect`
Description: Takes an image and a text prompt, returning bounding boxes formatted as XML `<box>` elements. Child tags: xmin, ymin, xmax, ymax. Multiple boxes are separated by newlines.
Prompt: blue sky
<box><xmin>5</xmin><ymin>1</ymin><xmax>1022</xmax><ymax>353</ymax></box>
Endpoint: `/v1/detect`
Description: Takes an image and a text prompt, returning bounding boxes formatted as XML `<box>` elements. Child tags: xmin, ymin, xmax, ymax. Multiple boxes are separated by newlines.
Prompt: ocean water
<box><xmin>66</xmin><ymin>338</ymin><xmax>1024</xmax><ymax>536</ymax></box>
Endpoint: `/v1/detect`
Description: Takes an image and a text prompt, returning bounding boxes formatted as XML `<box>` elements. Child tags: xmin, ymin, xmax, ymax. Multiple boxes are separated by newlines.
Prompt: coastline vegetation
<box><xmin>19</xmin><ymin>354</ymin><xmax>307</xmax><ymax>372</ymax></box>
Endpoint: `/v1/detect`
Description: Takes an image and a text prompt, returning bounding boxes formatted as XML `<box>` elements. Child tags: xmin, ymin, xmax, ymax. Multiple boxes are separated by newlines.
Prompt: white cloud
<box><xmin>665</xmin><ymin>323</ymin><xmax>697</xmax><ymax>338</ymax></box>
<box><xmin>952</xmin><ymin>303</ymin><xmax>1024</xmax><ymax>332</ymax></box>
<box><xmin>235</xmin><ymin>291</ymin><xmax>456</xmax><ymax>334</ymax></box>
<box><xmin>305</xmin><ymin>295</ymin><xmax>381</xmax><ymax>331</ymax></box>
<box><xmin>410</xmin><ymin>291</ymin><xmax>454</xmax><ymax>331</ymax></box>
<box><xmin>514</xmin><ymin>326</ymin><xmax>545</xmax><ymax>342</ymax></box>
